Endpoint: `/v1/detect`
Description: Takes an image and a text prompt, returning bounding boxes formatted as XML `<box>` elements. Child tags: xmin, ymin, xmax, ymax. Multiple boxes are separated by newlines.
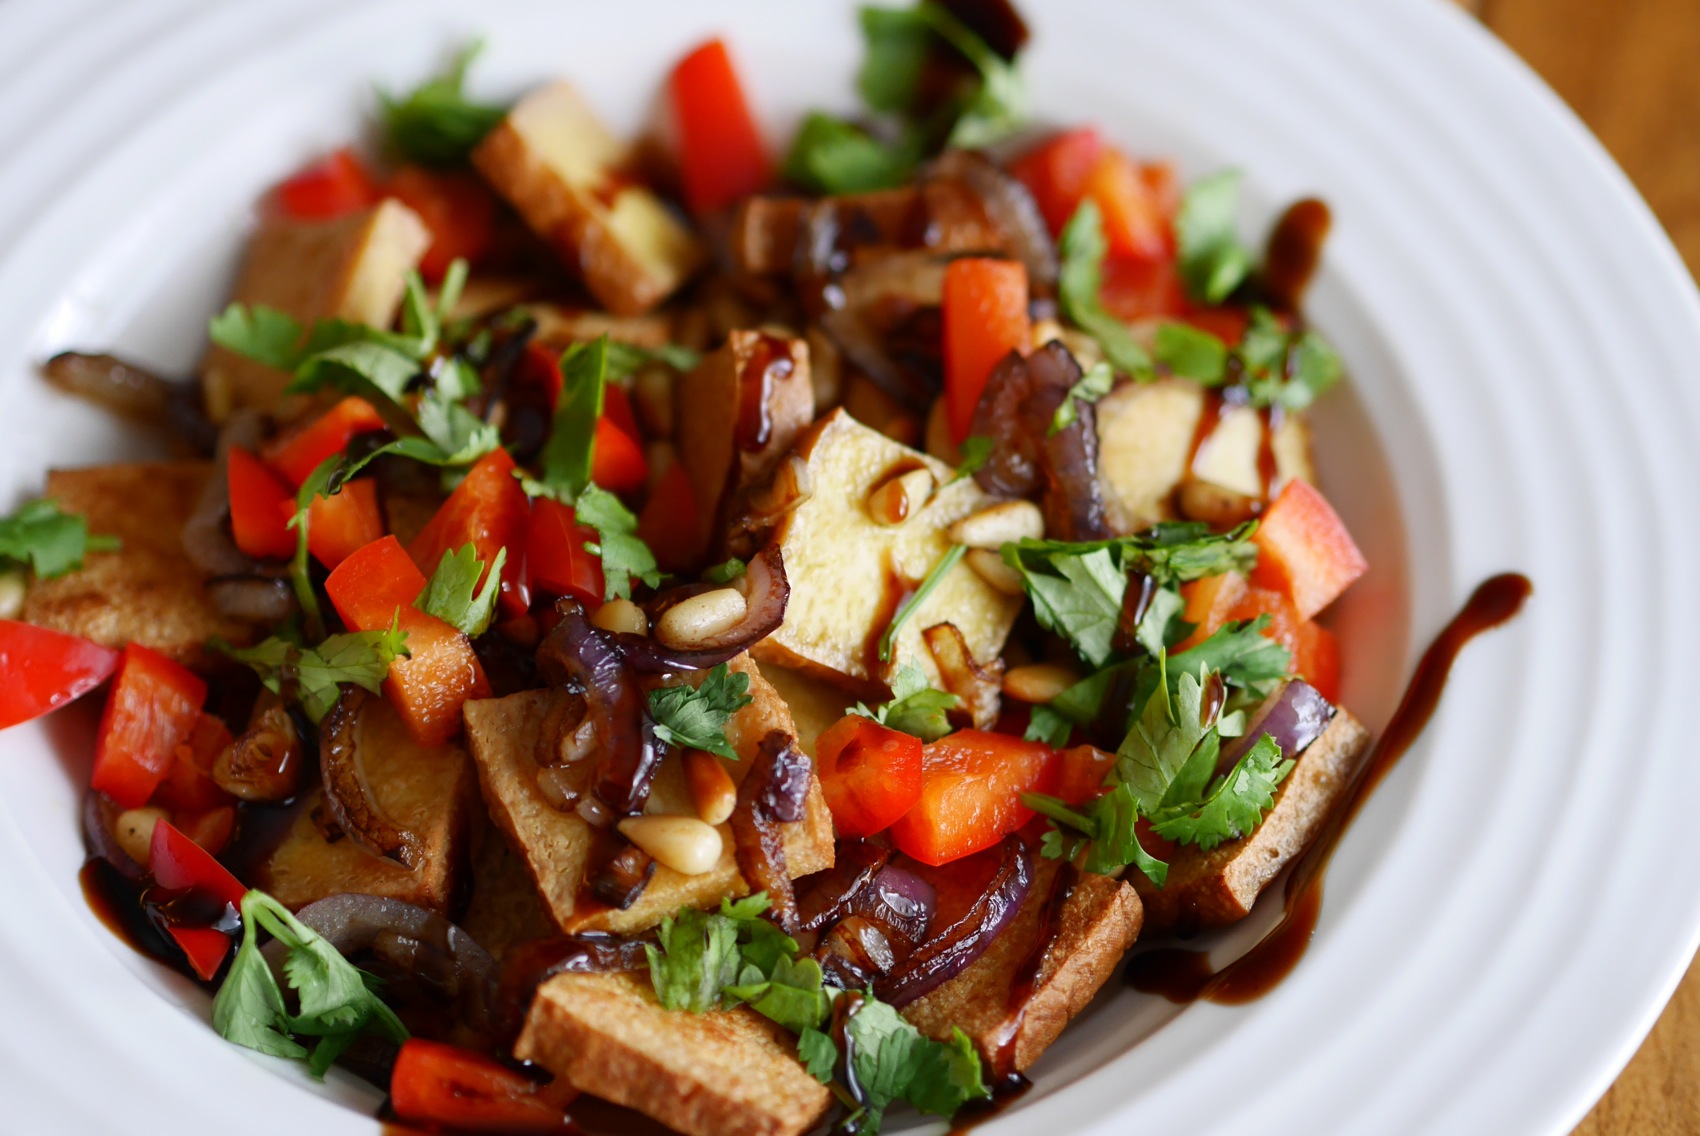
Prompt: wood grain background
<box><xmin>1457</xmin><ymin>1</ymin><xmax>1700</xmax><ymax>1131</ymax></box>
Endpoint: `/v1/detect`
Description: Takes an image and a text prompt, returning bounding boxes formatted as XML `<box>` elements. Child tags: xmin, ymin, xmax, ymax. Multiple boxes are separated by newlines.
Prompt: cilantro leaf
<box><xmin>1058</xmin><ymin>200</ymin><xmax>1153</xmax><ymax>376</ymax></box>
<box><xmin>856</xmin><ymin>3</ymin><xmax>1025</xmax><ymax>149</ymax></box>
<box><xmin>783</xmin><ymin>112</ymin><xmax>922</xmax><ymax>195</ymax></box>
<box><xmin>951</xmin><ymin>435</ymin><xmax>994</xmax><ymax>482</ymax></box>
<box><xmin>646</xmin><ymin>894</ymin><xmax>812</xmax><ymax>1017</ymax></box>
<box><xmin>1166</xmin><ymin>614</ymin><xmax>1291</xmax><ymax>697</ymax></box>
<box><xmin>1238</xmin><ymin>308</ymin><xmax>1344</xmax><ymax>412</ymax></box>
<box><xmin>704</xmin><ymin>558</ymin><xmax>746</xmax><ymax>585</ymax></box>
<box><xmin>798</xmin><ymin>1026</ymin><xmax>838</xmax><ymax>1082</ymax></box>
<box><xmin>1116</xmin><ymin>658</ymin><xmax>1211</xmax><ymax>814</ymax></box>
<box><xmin>1048</xmin><ymin>361</ymin><xmax>1115</xmax><ymax>436</ymax></box>
<box><xmin>1176</xmin><ymin>170</ymin><xmax>1253</xmax><ymax>304</ymax></box>
<box><xmin>647</xmin><ymin>663</ymin><xmax>753</xmax><ymax>761</ymax></box>
<box><xmin>380</xmin><ymin>41</ymin><xmax>508</xmax><ymax>168</ymax></box>
<box><xmin>415</xmin><ymin>389</ymin><xmax>501</xmax><ymax>466</ymax></box>
<box><xmin>1001</xmin><ymin>543</ymin><xmax>1125</xmax><ymax>668</ymax></box>
<box><xmin>417</xmin><ymin>543</ymin><xmax>507</xmax><ymax>638</ymax></box>
<box><xmin>837</xmin><ymin>997</ymin><xmax>989</xmax><ymax>1133</ymax></box>
<box><xmin>0</xmin><ymin>499</ymin><xmax>118</xmax><ymax>578</ymax></box>
<box><xmin>1149</xmin><ymin>732</ymin><xmax>1293</xmax><ymax>850</ymax></box>
<box><xmin>724</xmin><ymin>953</ymin><xmax>833</xmax><ymax>1036</ymax></box>
<box><xmin>208</xmin><ymin>303</ymin><xmax>307</xmax><ymax>371</ymax></box>
<box><xmin>877</xmin><ymin>543</ymin><xmax>966</xmax><ymax>662</ymax></box>
<box><xmin>536</xmin><ymin>337</ymin><xmax>608</xmax><ymax>503</ymax></box>
<box><xmin>851</xmin><ymin>663</ymin><xmax>960</xmax><ymax>742</ymax></box>
<box><xmin>1152</xmin><ymin>321</ymin><xmax>1229</xmax><ymax>384</ymax></box>
<box><xmin>604</xmin><ymin>339</ymin><xmax>703</xmax><ymax>382</ymax></box>
<box><xmin>213</xmin><ymin>890</ymin><xmax>407</xmax><ymax>1077</ymax></box>
<box><xmin>223</xmin><ymin>618</ymin><xmax>410</xmax><ymax>723</ymax></box>
<box><xmin>575</xmin><ymin>483</ymin><xmax>662</xmax><ymax>601</ymax></box>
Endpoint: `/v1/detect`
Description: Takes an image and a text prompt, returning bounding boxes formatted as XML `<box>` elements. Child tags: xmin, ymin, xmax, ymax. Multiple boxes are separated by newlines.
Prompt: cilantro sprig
<box><xmin>1175</xmin><ymin>170</ymin><xmax>1253</xmax><ymax>305</ymax></box>
<box><xmin>221</xmin><ymin>617</ymin><xmax>410</xmax><ymax>723</ymax></box>
<box><xmin>877</xmin><ymin>544</ymin><xmax>966</xmax><ymax>663</ymax></box>
<box><xmin>417</xmin><ymin>542</ymin><xmax>506</xmax><ymax>638</ymax></box>
<box><xmin>647</xmin><ymin>663</ymin><xmax>754</xmax><ymax>761</ymax></box>
<box><xmin>799</xmin><ymin>1001</ymin><xmax>987</xmax><ymax>1135</ymax></box>
<box><xmin>213</xmin><ymin>890</ymin><xmax>408</xmax><ymax>1077</ymax></box>
<box><xmin>380</xmin><ymin>42</ymin><xmax>508</xmax><ymax>168</ymax></box>
<box><xmin>1047</xmin><ymin>361</ymin><xmax>1115</xmax><ymax>436</ymax></box>
<box><xmin>1058</xmin><ymin>200</ymin><xmax>1153</xmax><ymax>376</ymax></box>
<box><xmin>0</xmin><ymin>499</ymin><xmax>118</xmax><ymax>579</ymax></box>
<box><xmin>851</xmin><ymin>663</ymin><xmax>960</xmax><ymax>742</ymax></box>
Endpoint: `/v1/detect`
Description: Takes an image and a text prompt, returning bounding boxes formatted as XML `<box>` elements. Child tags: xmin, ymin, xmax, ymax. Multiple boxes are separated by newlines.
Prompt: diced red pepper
<box><xmin>151</xmin><ymin>713</ymin><xmax>235</xmax><ymax>815</ymax></box>
<box><xmin>521</xmin><ymin>343</ymin><xmax>564</xmax><ymax>410</ymax></box>
<box><xmin>275</xmin><ymin>148</ymin><xmax>382</xmax><ymax>221</ymax></box>
<box><xmin>1008</xmin><ymin>127</ymin><xmax>1104</xmax><ymax>236</ymax></box>
<box><xmin>386</xmin><ymin>166</ymin><xmax>498</xmax><ymax>282</ymax></box>
<box><xmin>325</xmin><ymin>536</ymin><xmax>492</xmax><ymax>748</ymax></box>
<box><xmin>1051</xmin><ymin>744</ymin><xmax>1116</xmax><ymax>806</ymax></box>
<box><xmin>289</xmin><ymin>477</ymin><xmax>385</xmax><ymax>571</ymax></box>
<box><xmin>1081</xmin><ymin>149</ymin><xmax>1170</xmax><ymax>261</ymax></box>
<box><xmin>636</xmin><ymin>459</ymin><xmax>708</xmax><ymax>574</ymax></box>
<box><xmin>815</xmin><ymin>715</ymin><xmax>924</xmax><ymax>838</ymax></box>
<box><xmin>263</xmin><ymin>397</ymin><xmax>387</xmax><ymax>488</ymax></box>
<box><xmin>390</xmin><ymin>1039</ymin><xmax>572</xmax><ymax>1134</ymax></box>
<box><xmin>1098</xmin><ymin>255</ymin><xmax>1186</xmax><ymax>322</ymax></box>
<box><xmin>603</xmin><ymin>383</ymin><xmax>641</xmax><ymax>442</ymax></box>
<box><xmin>1250</xmin><ymin>479</ymin><xmax>1367</xmax><ymax>619</ymax></box>
<box><xmin>149</xmin><ymin>818</ymin><xmax>246</xmax><ymax>907</ymax></box>
<box><xmin>173</xmin><ymin>804</ymin><xmax>237</xmax><ymax>857</ymax></box>
<box><xmin>943</xmin><ymin>258</ymin><xmax>1030</xmax><ymax>443</ymax></box>
<box><xmin>591</xmin><ymin>416</ymin><xmax>648</xmax><ymax>495</ymax></box>
<box><xmin>888</xmin><ymin>730</ymin><xmax>1056</xmax><ymax>866</ymax></box>
<box><xmin>91</xmin><ymin>645</ymin><xmax>208</xmax><ymax>809</ymax></box>
<box><xmin>669</xmin><ymin>39</ymin><xmax>772</xmax><ymax>214</ymax></box>
<box><xmin>526</xmin><ymin>499</ymin><xmax>604</xmax><ymax>606</ymax></box>
<box><xmin>408</xmin><ymin>448</ymin><xmax>532</xmax><ymax>619</ymax></box>
<box><xmin>1179</xmin><ymin>571</ymin><xmax>1342</xmax><ymax>703</ymax></box>
<box><xmin>227</xmin><ymin>447</ymin><xmax>297</xmax><ymax>560</ymax></box>
<box><xmin>168</xmin><ymin>925</ymin><xmax>236</xmax><ymax>983</ymax></box>
<box><xmin>0</xmin><ymin>621</ymin><xmax>118</xmax><ymax>729</ymax></box>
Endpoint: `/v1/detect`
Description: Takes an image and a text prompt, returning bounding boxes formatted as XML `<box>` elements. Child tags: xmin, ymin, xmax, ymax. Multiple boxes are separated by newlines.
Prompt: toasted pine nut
<box><xmin>0</xmin><ymin>571</ymin><xmax>23</xmax><ymax>620</ymax></box>
<box><xmin>655</xmin><ymin>588</ymin><xmax>746</xmax><ymax>649</ymax></box>
<box><xmin>948</xmin><ymin>500</ymin><xmax>1044</xmax><ymax>548</ymax></box>
<box><xmin>592</xmin><ymin>598</ymin><xmax>649</xmax><ymax>637</ymax></box>
<box><xmin>684</xmin><ymin>750</ymin><xmax>738</xmax><ymax>826</ymax></box>
<box><xmin>114</xmin><ymin>806</ymin><xmax>167</xmax><ymax>867</ymax></box>
<box><xmin>1002</xmin><ymin>663</ymin><xmax>1081</xmax><ymax>704</ymax></box>
<box><xmin>965</xmin><ymin>548</ymin><xmax>1024</xmax><ymax>595</ymax></box>
<box><xmin>866</xmin><ymin>468</ymin><xmax>935</xmax><ymax>526</ymax></box>
<box><xmin>618</xmin><ymin>814</ymin><xmax>724</xmax><ymax>876</ymax></box>
<box><xmin>1031</xmin><ymin>318</ymin><xmax>1066</xmax><ymax>350</ymax></box>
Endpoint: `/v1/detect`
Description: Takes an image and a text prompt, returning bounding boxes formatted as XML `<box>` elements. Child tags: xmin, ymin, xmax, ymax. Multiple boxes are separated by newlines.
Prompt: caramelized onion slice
<box><xmin>610</xmin><ymin>546</ymin><xmax>791</xmax><ymax>674</ymax></box>
<box><xmin>876</xmin><ymin>836</ymin><xmax>1032</xmax><ymax>1007</ymax></box>
<box><xmin>1223</xmin><ymin>680</ymin><xmax>1335</xmax><ymax>769</ymax></box>
<box><xmin>319</xmin><ymin>688</ymin><xmax>419</xmax><ymax>867</ymax></box>
<box><xmin>537</xmin><ymin>602</ymin><xmax>661</xmax><ymax>816</ymax></box>
<box><xmin>928</xmin><ymin>151</ymin><xmax>1057</xmax><ymax>294</ymax></box>
<box><xmin>730</xmin><ymin>730</ymin><xmax>812</xmax><ymax>933</ymax></box>
<box><xmin>183</xmin><ymin>409</ymin><xmax>265</xmax><ymax>577</ymax></box>
<box><xmin>215</xmin><ymin>690</ymin><xmax>305</xmax><ymax>803</ymax></box>
<box><xmin>799</xmin><ymin>841</ymin><xmax>892</xmax><ymax>931</ymax></box>
<box><xmin>44</xmin><ymin>352</ymin><xmax>216</xmax><ymax>454</ymax></box>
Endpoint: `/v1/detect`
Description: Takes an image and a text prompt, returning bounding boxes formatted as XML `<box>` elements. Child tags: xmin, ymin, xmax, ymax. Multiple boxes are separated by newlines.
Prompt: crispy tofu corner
<box><xmin>517</xmin><ymin>971</ymin><xmax>833</xmax><ymax>1136</ymax></box>
<box><xmin>751</xmin><ymin>409</ymin><xmax>1022</xmax><ymax>698</ymax></box>
<box><xmin>1134</xmin><ymin>707</ymin><xmax>1371</xmax><ymax>933</ymax></box>
<box><xmin>472</xmin><ymin>81</ymin><xmax>703</xmax><ymax>317</ymax></box>
<box><xmin>20</xmin><ymin>462</ymin><xmax>262</xmax><ymax>668</ymax></box>
<box><xmin>462</xmin><ymin>655</ymin><xmax>833</xmax><ymax>935</ymax></box>
<box><xmin>200</xmin><ymin>199</ymin><xmax>429</xmax><ymax>422</ymax></box>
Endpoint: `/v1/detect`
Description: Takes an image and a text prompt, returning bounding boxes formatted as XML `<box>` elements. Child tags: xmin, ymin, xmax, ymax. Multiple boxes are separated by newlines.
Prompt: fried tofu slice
<box><xmin>1134</xmin><ymin>707</ymin><xmax>1371</xmax><ymax>933</ymax></box>
<box><xmin>20</xmin><ymin>462</ymin><xmax>261</xmax><ymax>668</ymax></box>
<box><xmin>257</xmin><ymin>697</ymin><xmax>476</xmax><ymax>913</ymax></box>
<box><xmin>525</xmin><ymin>303</ymin><xmax>675</xmax><ymax>352</ymax></box>
<box><xmin>754</xmin><ymin>663</ymin><xmax>852</xmax><ymax>759</ymax></box>
<box><xmin>676</xmin><ymin>331</ymin><xmax>814</xmax><ymax>537</ymax></box>
<box><xmin>1094</xmin><ymin>379</ymin><xmax>1314</xmax><ymax>534</ymax></box>
<box><xmin>459</xmin><ymin>828</ymin><xmax>562</xmax><ymax>963</ymax></box>
<box><xmin>462</xmin><ymin>655</ymin><xmax>834</xmax><ymax>935</ymax></box>
<box><xmin>517</xmin><ymin>972</ymin><xmax>832</xmax><ymax>1136</ymax></box>
<box><xmin>902</xmin><ymin>858</ymin><xmax>1142</xmax><ymax>1078</ymax></box>
<box><xmin>473</xmin><ymin>82</ymin><xmax>703</xmax><ymax>316</ymax></box>
<box><xmin>201</xmin><ymin>200</ymin><xmax>430</xmax><ymax>422</ymax></box>
<box><xmin>751</xmin><ymin>410</ymin><xmax>1021</xmax><ymax>698</ymax></box>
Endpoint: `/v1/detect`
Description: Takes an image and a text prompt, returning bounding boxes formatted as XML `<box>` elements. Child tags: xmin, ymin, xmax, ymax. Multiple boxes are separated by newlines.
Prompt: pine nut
<box><xmin>655</xmin><ymin>588</ymin><xmax>746</xmax><ymax>649</ymax></box>
<box><xmin>618</xmin><ymin>814</ymin><xmax>724</xmax><ymax>876</ymax></box>
<box><xmin>1002</xmin><ymin>663</ymin><xmax>1081</xmax><ymax>704</ymax></box>
<box><xmin>966</xmin><ymin>548</ymin><xmax>1025</xmax><ymax>595</ymax></box>
<box><xmin>948</xmin><ymin>500</ymin><xmax>1044</xmax><ymax>548</ymax></box>
<box><xmin>1031</xmin><ymin>318</ymin><xmax>1066</xmax><ymax>350</ymax></box>
<box><xmin>591</xmin><ymin>598</ymin><xmax>649</xmax><ymax>637</ymax></box>
<box><xmin>0</xmin><ymin>570</ymin><xmax>23</xmax><ymax>620</ymax></box>
<box><xmin>684</xmin><ymin>750</ymin><xmax>738</xmax><ymax>826</ymax></box>
<box><xmin>576</xmin><ymin>795</ymin><xmax>613</xmax><ymax>828</ymax></box>
<box><xmin>114</xmin><ymin>806</ymin><xmax>167</xmax><ymax>867</ymax></box>
<box><xmin>866</xmin><ymin>468</ymin><xmax>935</xmax><ymax>526</ymax></box>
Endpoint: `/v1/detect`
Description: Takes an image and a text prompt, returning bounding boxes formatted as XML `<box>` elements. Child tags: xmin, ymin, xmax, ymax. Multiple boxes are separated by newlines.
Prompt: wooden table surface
<box><xmin>1456</xmin><ymin>1</ymin><xmax>1700</xmax><ymax>1132</ymax></box>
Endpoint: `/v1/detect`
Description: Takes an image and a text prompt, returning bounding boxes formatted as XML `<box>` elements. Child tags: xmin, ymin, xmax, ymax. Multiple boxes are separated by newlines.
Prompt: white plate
<box><xmin>1</xmin><ymin>0</ymin><xmax>1697</xmax><ymax>1133</ymax></box>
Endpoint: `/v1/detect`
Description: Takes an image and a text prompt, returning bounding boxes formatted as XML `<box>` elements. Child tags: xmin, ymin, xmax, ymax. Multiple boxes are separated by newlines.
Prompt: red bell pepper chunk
<box><xmin>227</xmin><ymin>447</ymin><xmax>297</xmax><ymax>560</ymax></box>
<box><xmin>407</xmin><ymin>448</ymin><xmax>532</xmax><ymax>620</ymax></box>
<box><xmin>0</xmin><ymin>621</ymin><xmax>118</xmax><ymax>729</ymax></box>
<box><xmin>386</xmin><ymin>166</ymin><xmax>498</xmax><ymax>282</ymax></box>
<box><xmin>287</xmin><ymin>477</ymin><xmax>385</xmax><ymax>571</ymax></box>
<box><xmin>888</xmin><ymin>730</ymin><xmax>1056</xmax><ymax>866</ymax></box>
<box><xmin>526</xmin><ymin>499</ymin><xmax>604</xmax><ymax>607</ymax></box>
<box><xmin>591</xmin><ymin>416</ymin><xmax>648</xmax><ymax>495</ymax></box>
<box><xmin>603</xmin><ymin>383</ymin><xmax>641</xmax><ymax>441</ymax></box>
<box><xmin>263</xmin><ymin>397</ymin><xmax>387</xmax><ymax>488</ymax></box>
<box><xmin>150</xmin><ymin>818</ymin><xmax>247</xmax><ymax>908</ymax></box>
<box><xmin>1097</xmin><ymin>255</ymin><xmax>1186</xmax><ymax>323</ymax></box>
<box><xmin>325</xmin><ymin>536</ymin><xmax>492</xmax><ymax>748</ymax></box>
<box><xmin>669</xmin><ymin>38</ymin><xmax>772</xmax><ymax>214</ymax></box>
<box><xmin>91</xmin><ymin>645</ymin><xmax>208</xmax><ymax>809</ymax></box>
<box><xmin>815</xmin><ymin>715</ymin><xmax>924</xmax><ymax>838</ymax></box>
<box><xmin>391</xmin><ymin>1039</ymin><xmax>572</xmax><ymax>1134</ymax></box>
<box><xmin>151</xmin><ymin>713</ymin><xmax>236</xmax><ymax>815</ymax></box>
<box><xmin>1008</xmin><ymin>127</ymin><xmax>1104</xmax><ymax>237</ymax></box>
<box><xmin>1081</xmin><ymin>149</ymin><xmax>1172</xmax><ymax>261</ymax></box>
<box><xmin>275</xmin><ymin>148</ymin><xmax>382</xmax><ymax>221</ymax></box>
<box><xmin>168</xmin><ymin>925</ymin><xmax>236</xmax><ymax>983</ymax></box>
<box><xmin>1051</xmin><ymin>744</ymin><xmax>1116</xmax><ymax>806</ymax></box>
<box><xmin>1250</xmin><ymin>479</ymin><xmax>1368</xmax><ymax>620</ymax></box>
<box><xmin>1179</xmin><ymin>571</ymin><xmax>1343</xmax><ymax>703</ymax></box>
<box><xmin>636</xmin><ymin>459</ymin><xmax>708</xmax><ymax>574</ymax></box>
<box><xmin>942</xmin><ymin>257</ymin><xmax>1030</xmax><ymax>444</ymax></box>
